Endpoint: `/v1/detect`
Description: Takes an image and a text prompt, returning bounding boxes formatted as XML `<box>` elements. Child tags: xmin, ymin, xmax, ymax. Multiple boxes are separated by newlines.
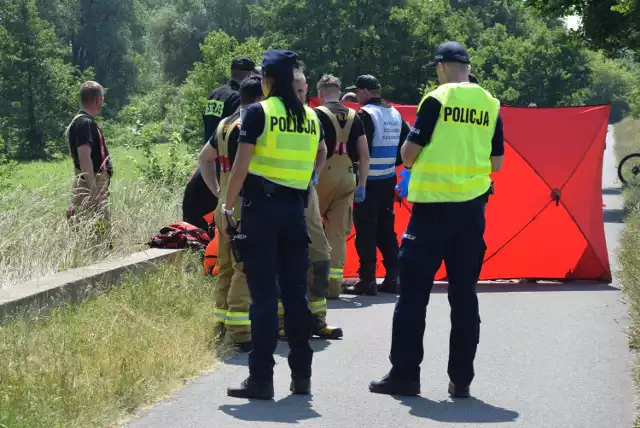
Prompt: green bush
<box><xmin>136</xmin><ymin>131</ymin><xmax>195</xmax><ymax>189</ymax></box>
<box><xmin>169</xmin><ymin>31</ymin><xmax>265</xmax><ymax>147</ymax></box>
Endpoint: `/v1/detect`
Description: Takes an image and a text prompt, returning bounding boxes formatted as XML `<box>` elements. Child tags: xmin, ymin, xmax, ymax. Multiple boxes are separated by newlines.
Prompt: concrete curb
<box><xmin>0</xmin><ymin>248</ymin><xmax>184</xmax><ymax>320</ymax></box>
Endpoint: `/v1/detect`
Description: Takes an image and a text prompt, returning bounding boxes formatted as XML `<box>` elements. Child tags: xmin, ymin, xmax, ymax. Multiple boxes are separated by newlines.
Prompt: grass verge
<box><xmin>614</xmin><ymin>117</ymin><xmax>640</xmax><ymax>427</ymax></box>
<box><xmin>0</xmin><ymin>144</ymin><xmax>195</xmax><ymax>289</ymax></box>
<box><xmin>0</xmin><ymin>251</ymin><xmax>218</xmax><ymax>428</ymax></box>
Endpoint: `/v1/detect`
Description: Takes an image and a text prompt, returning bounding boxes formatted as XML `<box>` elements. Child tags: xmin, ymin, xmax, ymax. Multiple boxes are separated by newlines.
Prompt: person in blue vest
<box><xmin>220</xmin><ymin>49</ymin><xmax>327</xmax><ymax>400</ymax></box>
<box><xmin>369</xmin><ymin>41</ymin><xmax>504</xmax><ymax>398</ymax></box>
<box><xmin>343</xmin><ymin>75</ymin><xmax>410</xmax><ymax>296</ymax></box>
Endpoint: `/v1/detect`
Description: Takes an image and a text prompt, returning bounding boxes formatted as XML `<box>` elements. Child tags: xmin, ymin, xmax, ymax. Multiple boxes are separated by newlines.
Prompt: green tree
<box><xmin>584</xmin><ymin>50</ymin><xmax>640</xmax><ymax>121</ymax></box>
<box><xmin>33</xmin><ymin>0</ymin><xmax>144</xmax><ymax>113</ymax></box>
<box><xmin>251</xmin><ymin>0</ymin><xmax>409</xmax><ymax>99</ymax></box>
<box><xmin>170</xmin><ymin>30</ymin><xmax>265</xmax><ymax>145</ymax></box>
<box><xmin>528</xmin><ymin>0</ymin><xmax>639</xmax><ymax>53</ymax></box>
<box><xmin>148</xmin><ymin>0</ymin><xmax>211</xmax><ymax>84</ymax></box>
<box><xmin>71</xmin><ymin>0</ymin><xmax>145</xmax><ymax>113</ymax></box>
<box><xmin>470</xmin><ymin>23</ymin><xmax>591</xmax><ymax>107</ymax></box>
<box><xmin>0</xmin><ymin>0</ymin><xmax>93</xmax><ymax>160</ymax></box>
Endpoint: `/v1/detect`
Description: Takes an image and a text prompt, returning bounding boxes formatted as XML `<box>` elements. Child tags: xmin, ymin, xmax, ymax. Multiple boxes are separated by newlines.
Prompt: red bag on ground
<box><xmin>149</xmin><ymin>222</ymin><xmax>211</xmax><ymax>251</ymax></box>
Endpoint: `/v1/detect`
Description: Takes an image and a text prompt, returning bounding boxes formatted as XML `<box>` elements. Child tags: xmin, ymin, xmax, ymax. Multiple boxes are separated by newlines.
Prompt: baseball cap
<box><xmin>261</xmin><ymin>49</ymin><xmax>298</xmax><ymax>73</ymax></box>
<box><xmin>427</xmin><ymin>41</ymin><xmax>471</xmax><ymax>67</ymax></box>
<box><xmin>231</xmin><ymin>56</ymin><xmax>257</xmax><ymax>72</ymax></box>
<box><xmin>345</xmin><ymin>75</ymin><xmax>381</xmax><ymax>91</ymax></box>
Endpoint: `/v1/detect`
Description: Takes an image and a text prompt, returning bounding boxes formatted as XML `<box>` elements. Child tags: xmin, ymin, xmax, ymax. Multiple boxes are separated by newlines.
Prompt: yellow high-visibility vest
<box><xmin>248</xmin><ymin>97</ymin><xmax>320</xmax><ymax>190</ymax></box>
<box><xmin>408</xmin><ymin>83</ymin><xmax>500</xmax><ymax>203</ymax></box>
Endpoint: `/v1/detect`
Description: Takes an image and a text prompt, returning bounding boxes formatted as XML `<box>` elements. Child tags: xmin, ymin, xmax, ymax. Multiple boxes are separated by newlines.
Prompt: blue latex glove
<box><xmin>354</xmin><ymin>185</ymin><xmax>366</xmax><ymax>203</ymax></box>
<box><xmin>395</xmin><ymin>168</ymin><xmax>411</xmax><ymax>198</ymax></box>
<box><xmin>312</xmin><ymin>170</ymin><xmax>319</xmax><ymax>186</ymax></box>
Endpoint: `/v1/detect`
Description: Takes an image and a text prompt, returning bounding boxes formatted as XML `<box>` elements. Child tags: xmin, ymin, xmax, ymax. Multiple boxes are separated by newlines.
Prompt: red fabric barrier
<box><xmin>308</xmin><ymin>97</ymin><xmax>612</xmax><ymax>282</ymax></box>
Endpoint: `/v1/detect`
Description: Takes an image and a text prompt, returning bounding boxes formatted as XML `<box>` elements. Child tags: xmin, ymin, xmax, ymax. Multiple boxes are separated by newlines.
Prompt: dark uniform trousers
<box><xmin>239</xmin><ymin>176</ymin><xmax>314</xmax><ymax>381</ymax></box>
<box><xmin>353</xmin><ymin>176</ymin><xmax>399</xmax><ymax>280</ymax></box>
<box><xmin>390</xmin><ymin>196</ymin><xmax>485</xmax><ymax>387</ymax></box>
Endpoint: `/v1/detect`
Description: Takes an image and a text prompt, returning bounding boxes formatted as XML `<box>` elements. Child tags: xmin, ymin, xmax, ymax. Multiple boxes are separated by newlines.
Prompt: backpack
<box><xmin>149</xmin><ymin>222</ymin><xmax>211</xmax><ymax>251</ymax></box>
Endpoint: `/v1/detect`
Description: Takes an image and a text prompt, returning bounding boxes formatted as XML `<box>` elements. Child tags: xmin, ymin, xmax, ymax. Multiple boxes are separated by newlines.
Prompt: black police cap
<box><xmin>427</xmin><ymin>41</ymin><xmax>471</xmax><ymax>67</ymax></box>
<box><xmin>231</xmin><ymin>56</ymin><xmax>257</xmax><ymax>72</ymax></box>
<box><xmin>345</xmin><ymin>74</ymin><xmax>380</xmax><ymax>91</ymax></box>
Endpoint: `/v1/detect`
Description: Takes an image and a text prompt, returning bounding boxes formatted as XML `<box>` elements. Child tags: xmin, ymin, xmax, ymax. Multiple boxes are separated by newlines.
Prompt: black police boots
<box><xmin>227</xmin><ymin>377</ymin><xmax>274</xmax><ymax>400</ymax></box>
<box><xmin>290</xmin><ymin>377</ymin><xmax>311</xmax><ymax>395</ymax></box>
<box><xmin>448</xmin><ymin>381</ymin><xmax>471</xmax><ymax>398</ymax></box>
<box><xmin>369</xmin><ymin>374</ymin><xmax>420</xmax><ymax>396</ymax></box>
<box><xmin>378</xmin><ymin>277</ymin><xmax>398</xmax><ymax>294</ymax></box>
<box><xmin>344</xmin><ymin>279</ymin><xmax>377</xmax><ymax>296</ymax></box>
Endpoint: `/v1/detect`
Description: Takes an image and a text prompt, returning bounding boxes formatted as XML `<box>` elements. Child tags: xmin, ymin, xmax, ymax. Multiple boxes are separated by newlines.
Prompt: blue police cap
<box><xmin>261</xmin><ymin>49</ymin><xmax>298</xmax><ymax>73</ymax></box>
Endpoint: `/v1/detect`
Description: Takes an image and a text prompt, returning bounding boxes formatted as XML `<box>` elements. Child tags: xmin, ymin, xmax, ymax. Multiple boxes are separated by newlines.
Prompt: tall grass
<box><xmin>614</xmin><ymin>117</ymin><xmax>640</xmax><ymax>427</ymax></box>
<box><xmin>0</xmin><ymin>144</ymin><xmax>194</xmax><ymax>289</ymax></box>
<box><xmin>0</xmin><ymin>252</ymin><xmax>218</xmax><ymax>428</ymax></box>
<box><xmin>615</xmin><ymin>117</ymin><xmax>640</xmax><ymax>162</ymax></box>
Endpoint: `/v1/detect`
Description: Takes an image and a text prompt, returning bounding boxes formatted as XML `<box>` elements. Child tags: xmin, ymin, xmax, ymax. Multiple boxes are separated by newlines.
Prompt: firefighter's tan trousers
<box><xmin>316</xmin><ymin>155</ymin><xmax>357</xmax><ymax>298</ymax></box>
<box><xmin>213</xmin><ymin>199</ymin><xmax>251</xmax><ymax>343</ymax></box>
<box><xmin>70</xmin><ymin>171</ymin><xmax>111</xmax><ymax>237</ymax></box>
<box><xmin>278</xmin><ymin>184</ymin><xmax>331</xmax><ymax>332</ymax></box>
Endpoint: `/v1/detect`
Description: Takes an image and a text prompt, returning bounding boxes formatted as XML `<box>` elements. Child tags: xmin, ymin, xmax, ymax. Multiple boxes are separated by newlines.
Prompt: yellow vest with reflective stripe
<box><xmin>248</xmin><ymin>97</ymin><xmax>320</xmax><ymax>190</ymax></box>
<box><xmin>408</xmin><ymin>83</ymin><xmax>500</xmax><ymax>203</ymax></box>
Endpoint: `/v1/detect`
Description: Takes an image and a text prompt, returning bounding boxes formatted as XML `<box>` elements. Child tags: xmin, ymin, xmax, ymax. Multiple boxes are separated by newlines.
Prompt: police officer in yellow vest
<box><xmin>199</xmin><ymin>76</ymin><xmax>264</xmax><ymax>353</ymax></box>
<box><xmin>221</xmin><ymin>49</ymin><xmax>328</xmax><ymax>399</ymax></box>
<box><xmin>370</xmin><ymin>42</ymin><xmax>504</xmax><ymax>399</ymax></box>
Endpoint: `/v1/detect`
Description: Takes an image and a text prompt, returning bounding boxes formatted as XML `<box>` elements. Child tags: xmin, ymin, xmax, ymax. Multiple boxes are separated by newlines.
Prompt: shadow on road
<box><xmin>218</xmin><ymin>395</ymin><xmax>321</xmax><ymax>422</ymax></box>
<box><xmin>473</xmin><ymin>282</ymin><xmax>618</xmax><ymax>293</ymax></box>
<box><xmin>394</xmin><ymin>395</ymin><xmax>519</xmax><ymax>423</ymax></box>
<box><xmin>603</xmin><ymin>208</ymin><xmax>625</xmax><ymax>224</ymax></box>
<box><xmin>224</xmin><ymin>340</ymin><xmax>332</xmax><ymax>367</ymax></box>
<box><xmin>328</xmin><ymin>293</ymin><xmax>398</xmax><ymax>310</ymax></box>
<box><xmin>602</xmin><ymin>187</ymin><xmax>622</xmax><ymax>195</ymax></box>
<box><xmin>330</xmin><ymin>283</ymin><xmax>618</xmax><ymax>302</ymax></box>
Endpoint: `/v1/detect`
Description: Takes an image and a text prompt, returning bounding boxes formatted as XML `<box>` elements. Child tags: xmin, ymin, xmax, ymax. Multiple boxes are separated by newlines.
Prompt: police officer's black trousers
<box><xmin>353</xmin><ymin>177</ymin><xmax>399</xmax><ymax>280</ymax></box>
<box><xmin>389</xmin><ymin>197</ymin><xmax>486</xmax><ymax>387</ymax></box>
<box><xmin>240</xmin><ymin>186</ymin><xmax>314</xmax><ymax>382</ymax></box>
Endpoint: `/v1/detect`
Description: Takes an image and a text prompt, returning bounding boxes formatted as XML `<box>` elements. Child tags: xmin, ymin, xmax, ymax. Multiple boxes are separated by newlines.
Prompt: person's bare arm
<box><xmin>490</xmin><ymin>114</ymin><xmax>505</xmax><ymax>172</ymax></box>
<box><xmin>400</xmin><ymin>140</ymin><xmax>423</xmax><ymax>168</ymax></box>
<box><xmin>77</xmin><ymin>145</ymin><xmax>97</xmax><ymax>194</ymax></box>
<box><xmin>491</xmin><ymin>156</ymin><xmax>504</xmax><ymax>172</ymax></box>
<box><xmin>315</xmin><ymin>139</ymin><xmax>327</xmax><ymax>177</ymax></box>
<box><xmin>356</xmin><ymin>134</ymin><xmax>370</xmax><ymax>187</ymax></box>
<box><xmin>198</xmin><ymin>143</ymin><xmax>220</xmax><ymax>197</ymax></box>
<box><xmin>223</xmin><ymin>142</ymin><xmax>254</xmax><ymax>214</ymax></box>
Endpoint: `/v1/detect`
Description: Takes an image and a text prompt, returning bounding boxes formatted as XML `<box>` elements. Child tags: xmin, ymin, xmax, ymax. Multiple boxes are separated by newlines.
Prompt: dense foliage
<box><xmin>1</xmin><ymin>0</ymin><xmax>639</xmax><ymax>159</ymax></box>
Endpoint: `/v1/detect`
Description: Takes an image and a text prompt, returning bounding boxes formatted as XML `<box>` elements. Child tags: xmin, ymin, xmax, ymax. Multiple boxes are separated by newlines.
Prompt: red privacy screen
<box><xmin>308</xmin><ymin>97</ymin><xmax>612</xmax><ymax>282</ymax></box>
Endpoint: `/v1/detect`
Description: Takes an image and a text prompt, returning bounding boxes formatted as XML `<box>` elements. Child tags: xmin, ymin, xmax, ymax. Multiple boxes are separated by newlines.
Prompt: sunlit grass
<box><xmin>0</xmin><ymin>252</ymin><xmax>219</xmax><ymax>428</ymax></box>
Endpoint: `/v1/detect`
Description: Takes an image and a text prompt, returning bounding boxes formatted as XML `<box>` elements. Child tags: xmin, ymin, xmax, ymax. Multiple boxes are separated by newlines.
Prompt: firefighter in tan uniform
<box><xmin>314</xmin><ymin>75</ymin><xmax>370</xmax><ymax>298</ymax></box>
<box><xmin>276</xmin><ymin>68</ymin><xmax>343</xmax><ymax>340</ymax></box>
<box><xmin>199</xmin><ymin>76</ymin><xmax>264</xmax><ymax>353</ymax></box>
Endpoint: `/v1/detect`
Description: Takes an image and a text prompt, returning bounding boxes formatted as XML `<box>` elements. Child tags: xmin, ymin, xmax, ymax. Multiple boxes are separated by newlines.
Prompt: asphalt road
<box><xmin>125</xmin><ymin>127</ymin><xmax>634</xmax><ymax>428</ymax></box>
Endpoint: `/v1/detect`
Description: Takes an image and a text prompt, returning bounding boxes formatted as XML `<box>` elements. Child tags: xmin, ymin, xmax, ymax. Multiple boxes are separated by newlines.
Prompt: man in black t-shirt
<box><xmin>203</xmin><ymin>56</ymin><xmax>258</xmax><ymax>144</ymax></box>
<box><xmin>314</xmin><ymin>74</ymin><xmax>370</xmax><ymax>299</ymax></box>
<box><xmin>66</xmin><ymin>81</ymin><xmax>112</xmax><ymax>227</ymax></box>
